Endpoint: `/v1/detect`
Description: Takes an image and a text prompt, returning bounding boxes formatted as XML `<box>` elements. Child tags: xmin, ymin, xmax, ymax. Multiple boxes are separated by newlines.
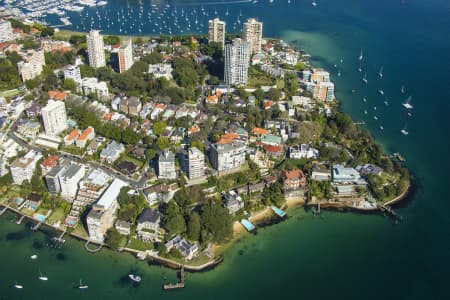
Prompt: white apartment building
<box><xmin>118</xmin><ymin>37</ymin><xmax>133</xmax><ymax>73</ymax></box>
<box><xmin>243</xmin><ymin>18</ymin><xmax>263</xmax><ymax>54</ymax></box>
<box><xmin>63</xmin><ymin>65</ymin><xmax>81</xmax><ymax>82</ymax></box>
<box><xmin>86</xmin><ymin>30</ymin><xmax>106</xmax><ymax>68</ymax></box>
<box><xmin>208</xmin><ymin>18</ymin><xmax>226</xmax><ymax>47</ymax></box>
<box><xmin>0</xmin><ymin>19</ymin><xmax>14</xmax><ymax>42</ymax></box>
<box><xmin>10</xmin><ymin>150</ymin><xmax>43</xmax><ymax>185</ymax></box>
<box><xmin>187</xmin><ymin>147</ymin><xmax>205</xmax><ymax>180</ymax></box>
<box><xmin>76</xmin><ymin>77</ymin><xmax>109</xmax><ymax>99</ymax></box>
<box><xmin>209</xmin><ymin>142</ymin><xmax>247</xmax><ymax>173</ymax></box>
<box><xmin>41</xmin><ymin>100</ymin><xmax>68</xmax><ymax>137</ymax></box>
<box><xmin>87</xmin><ymin>179</ymin><xmax>128</xmax><ymax>243</ymax></box>
<box><xmin>17</xmin><ymin>49</ymin><xmax>45</xmax><ymax>81</ymax></box>
<box><xmin>59</xmin><ymin>164</ymin><xmax>85</xmax><ymax>202</ymax></box>
<box><xmin>224</xmin><ymin>38</ymin><xmax>250</xmax><ymax>86</ymax></box>
<box><xmin>158</xmin><ymin>150</ymin><xmax>176</xmax><ymax>180</ymax></box>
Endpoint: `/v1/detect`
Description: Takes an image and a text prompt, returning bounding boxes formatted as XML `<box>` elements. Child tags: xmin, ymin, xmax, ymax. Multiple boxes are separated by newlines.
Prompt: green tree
<box><xmin>62</xmin><ymin>78</ymin><xmax>76</xmax><ymax>93</ymax></box>
<box><xmin>105</xmin><ymin>228</ymin><xmax>123</xmax><ymax>250</ymax></box>
<box><xmin>156</xmin><ymin>136</ymin><xmax>169</xmax><ymax>150</ymax></box>
<box><xmin>153</xmin><ymin>120</ymin><xmax>167</xmax><ymax>136</ymax></box>
<box><xmin>186</xmin><ymin>212</ymin><xmax>201</xmax><ymax>241</ymax></box>
<box><xmin>162</xmin><ymin>202</ymin><xmax>186</xmax><ymax>236</ymax></box>
<box><xmin>200</xmin><ymin>204</ymin><xmax>233</xmax><ymax>243</ymax></box>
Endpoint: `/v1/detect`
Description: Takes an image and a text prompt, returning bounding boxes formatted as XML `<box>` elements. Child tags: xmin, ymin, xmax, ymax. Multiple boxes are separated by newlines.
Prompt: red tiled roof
<box><xmin>264</xmin><ymin>145</ymin><xmax>283</xmax><ymax>153</ymax></box>
<box><xmin>40</xmin><ymin>155</ymin><xmax>58</xmax><ymax>168</ymax></box>
<box><xmin>77</xmin><ymin>127</ymin><xmax>93</xmax><ymax>141</ymax></box>
<box><xmin>66</xmin><ymin>129</ymin><xmax>80</xmax><ymax>141</ymax></box>
<box><xmin>281</xmin><ymin>169</ymin><xmax>305</xmax><ymax>180</ymax></box>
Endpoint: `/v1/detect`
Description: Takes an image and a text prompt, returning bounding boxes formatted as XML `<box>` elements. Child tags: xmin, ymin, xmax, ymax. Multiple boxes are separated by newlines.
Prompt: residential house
<box><xmin>119</xmin><ymin>96</ymin><xmax>142</xmax><ymax>116</ymax></box>
<box><xmin>311</xmin><ymin>164</ymin><xmax>331</xmax><ymax>181</ymax></box>
<box><xmin>332</xmin><ymin>164</ymin><xmax>367</xmax><ymax>185</ymax></box>
<box><xmin>100</xmin><ymin>141</ymin><xmax>125</xmax><ymax>163</ymax></box>
<box><xmin>223</xmin><ymin>191</ymin><xmax>244</xmax><ymax>214</ymax></box>
<box><xmin>115</xmin><ymin>220</ymin><xmax>131</xmax><ymax>236</ymax></box>
<box><xmin>288</xmin><ymin>144</ymin><xmax>319</xmax><ymax>159</ymax></box>
<box><xmin>165</xmin><ymin>235</ymin><xmax>199</xmax><ymax>261</ymax></box>
<box><xmin>142</xmin><ymin>183</ymin><xmax>177</xmax><ymax>205</ymax></box>
<box><xmin>136</xmin><ymin>208</ymin><xmax>162</xmax><ymax>242</ymax></box>
<box><xmin>76</xmin><ymin>127</ymin><xmax>95</xmax><ymax>148</ymax></box>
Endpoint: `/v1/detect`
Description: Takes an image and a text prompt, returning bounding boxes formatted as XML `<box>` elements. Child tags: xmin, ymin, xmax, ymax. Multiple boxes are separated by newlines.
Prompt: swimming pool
<box><xmin>34</xmin><ymin>214</ymin><xmax>47</xmax><ymax>222</ymax></box>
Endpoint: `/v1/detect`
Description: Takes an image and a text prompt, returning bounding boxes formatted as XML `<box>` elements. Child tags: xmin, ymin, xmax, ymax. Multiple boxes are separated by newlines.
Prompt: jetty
<box><xmin>271</xmin><ymin>206</ymin><xmax>287</xmax><ymax>218</ymax></box>
<box><xmin>240</xmin><ymin>219</ymin><xmax>256</xmax><ymax>232</ymax></box>
<box><xmin>16</xmin><ymin>215</ymin><xmax>25</xmax><ymax>225</ymax></box>
<box><xmin>0</xmin><ymin>206</ymin><xmax>7</xmax><ymax>215</ymax></box>
<box><xmin>52</xmin><ymin>230</ymin><xmax>66</xmax><ymax>244</ymax></box>
<box><xmin>31</xmin><ymin>221</ymin><xmax>43</xmax><ymax>231</ymax></box>
<box><xmin>163</xmin><ymin>266</ymin><xmax>185</xmax><ymax>290</ymax></box>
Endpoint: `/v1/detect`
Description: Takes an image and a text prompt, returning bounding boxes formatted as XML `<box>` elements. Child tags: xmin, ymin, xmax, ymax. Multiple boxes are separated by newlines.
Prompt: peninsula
<box><xmin>0</xmin><ymin>16</ymin><xmax>410</xmax><ymax>271</ymax></box>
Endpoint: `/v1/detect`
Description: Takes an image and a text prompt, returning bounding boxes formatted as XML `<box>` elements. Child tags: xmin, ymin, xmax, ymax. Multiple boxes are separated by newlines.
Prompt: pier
<box><xmin>31</xmin><ymin>221</ymin><xmax>43</xmax><ymax>231</ymax></box>
<box><xmin>163</xmin><ymin>266</ymin><xmax>185</xmax><ymax>290</ymax></box>
<box><xmin>0</xmin><ymin>206</ymin><xmax>7</xmax><ymax>216</ymax></box>
<box><xmin>16</xmin><ymin>215</ymin><xmax>25</xmax><ymax>225</ymax></box>
<box><xmin>52</xmin><ymin>230</ymin><xmax>67</xmax><ymax>244</ymax></box>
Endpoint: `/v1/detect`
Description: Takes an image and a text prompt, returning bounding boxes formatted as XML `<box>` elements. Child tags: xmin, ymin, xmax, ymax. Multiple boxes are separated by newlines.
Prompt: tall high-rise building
<box><xmin>209</xmin><ymin>142</ymin><xmax>247</xmax><ymax>173</ymax></box>
<box><xmin>243</xmin><ymin>18</ymin><xmax>263</xmax><ymax>54</ymax></box>
<box><xmin>118</xmin><ymin>37</ymin><xmax>133</xmax><ymax>73</ymax></box>
<box><xmin>208</xmin><ymin>18</ymin><xmax>226</xmax><ymax>47</ymax></box>
<box><xmin>41</xmin><ymin>100</ymin><xmax>68</xmax><ymax>137</ymax></box>
<box><xmin>224</xmin><ymin>38</ymin><xmax>250</xmax><ymax>86</ymax></box>
<box><xmin>86</xmin><ymin>30</ymin><xmax>105</xmax><ymax>68</ymax></box>
<box><xmin>0</xmin><ymin>19</ymin><xmax>14</xmax><ymax>42</ymax></box>
<box><xmin>187</xmin><ymin>147</ymin><xmax>205</xmax><ymax>180</ymax></box>
<box><xmin>157</xmin><ymin>150</ymin><xmax>176</xmax><ymax>180</ymax></box>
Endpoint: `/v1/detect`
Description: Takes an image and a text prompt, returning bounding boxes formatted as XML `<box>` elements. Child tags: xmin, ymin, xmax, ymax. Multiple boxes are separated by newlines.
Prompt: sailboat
<box><xmin>362</xmin><ymin>72</ymin><xmax>368</xmax><ymax>84</ymax></box>
<box><xmin>358</xmin><ymin>49</ymin><xmax>364</xmax><ymax>61</ymax></box>
<box><xmin>14</xmin><ymin>281</ymin><xmax>23</xmax><ymax>289</ymax></box>
<box><xmin>312</xmin><ymin>0</ymin><xmax>317</xmax><ymax>6</ymax></box>
<box><xmin>384</xmin><ymin>100</ymin><xmax>389</xmax><ymax>106</ymax></box>
<box><xmin>402</xmin><ymin>96</ymin><xmax>413</xmax><ymax>109</ymax></box>
<box><xmin>378</xmin><ymin>89</ymin><xmax>385</xmax><ymax>96</ymax></box>
<box><xmin>30</xmin><ymin>254</ymin><xmax>38</xmax><ymax>260</ymax></box>
<box><xmin>401</xmin><ymin>84</ymin><xmax>406</xmax><ymax>94</ymax></box>
<box><xmin>358</xmin><ymin>61</ymin><xmax>362</xmax><ymax>72</ymax></box>
<box><xmin>363</xmin><ymin>97</ymin><xmax>367</xmax><ymax>102</ymax></box>
<box><xmin>379</xmin><ymin>66</ymin><xmax>384</xmax><ymax>79</ymax></box>
<box><xmin>78</xmin><ymin>279</ymin><xmax>88</xmax><ymax>289</ymax></box>
<box><xmin>38</xmin><ymin>270</ymin><xmax>48</xmax><ymax>281</ymax></box>
<box><xmin>337</xmin><ymin>70</ymin><xmax>341</xmax><ymax>77</ymax></box>
<box><xmin>380</xmin><ymin>126</ymin><xmax>384</xmax><ymax>130</ymax></box>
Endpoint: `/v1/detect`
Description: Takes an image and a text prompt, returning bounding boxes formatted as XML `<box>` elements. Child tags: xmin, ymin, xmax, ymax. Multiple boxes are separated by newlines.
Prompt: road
<box><xmin>8</xmin><ymin>132</ymin><xmax>148</xmax><ymax>189</ymax></box>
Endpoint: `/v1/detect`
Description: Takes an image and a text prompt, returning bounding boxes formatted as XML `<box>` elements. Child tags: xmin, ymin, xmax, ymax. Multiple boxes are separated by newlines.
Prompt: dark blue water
<box><xmin>2</xmin><ymin>0</ymin><xmax>450</xmax><ymax>299</ymax></box>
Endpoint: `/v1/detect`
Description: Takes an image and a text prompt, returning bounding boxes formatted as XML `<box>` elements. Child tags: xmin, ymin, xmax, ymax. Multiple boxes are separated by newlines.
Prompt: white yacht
<box><xmin>402</xmin><ymin>96</ymin><xmax>413</xmax><ymax>109</ymax></box>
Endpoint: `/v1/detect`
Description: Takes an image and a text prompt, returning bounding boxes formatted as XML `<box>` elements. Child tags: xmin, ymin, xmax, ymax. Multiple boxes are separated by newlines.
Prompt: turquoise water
<box><xmin>2</xmin><ymin>0</ymin><xmax>450</xmax><ymax>299</ymax></box>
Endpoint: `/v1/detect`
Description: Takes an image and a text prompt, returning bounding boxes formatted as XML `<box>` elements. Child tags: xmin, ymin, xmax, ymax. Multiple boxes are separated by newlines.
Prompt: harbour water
<box><xmin>1</xmin><ymin>0</ymin><xmax>450</xmax><ymax>299</ymax></box>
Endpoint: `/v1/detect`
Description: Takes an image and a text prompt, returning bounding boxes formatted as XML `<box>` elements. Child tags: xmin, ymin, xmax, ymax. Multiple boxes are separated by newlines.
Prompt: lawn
<box><xmin>72</xmin><ymin>224</ymin><xmax>89</xmax><ymax>238</ymax></box>
<box><xmin>0</xmin><ymin>89</ymin><xmax>20</xmax><ymax>98</ymax></box>
<box><xmin>247</xmin><ymin>66</ymin><xmax>276</xmax><ymax>87</ymax></box>
<box><xmin>47</xmin><ymin>207</ymin><xmax>66</xmax><ymax>224</ymax></box>
<box><xmin>61</xmin><ymin>145</ymin><xmax>85</xmax><ymax>156</ymax></box>
<box><xmin>128</xmin><ymin>238</ymin><xmax>154</xmax><ymax>251</ymax></box>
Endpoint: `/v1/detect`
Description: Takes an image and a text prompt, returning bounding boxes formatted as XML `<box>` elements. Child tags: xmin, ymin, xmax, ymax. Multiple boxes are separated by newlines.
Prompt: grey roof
<box><xmin>60</xmin><ymin>164</ymin><xmax>83</xmax><ymax>180</ymax></box>
<box><xmin>137</xmin><ymin>208</ymin><xmax>161</xmax><ymax>224</ymax></box>
<box><xmin>158</xmin><ymin>150</ymin><xmax>175</xmax><ymax>163</ymax></box>
<box><xmin>46</xmin><ymin>165</ymin><xmax>65</xmax><ymax>178</ymax></box>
